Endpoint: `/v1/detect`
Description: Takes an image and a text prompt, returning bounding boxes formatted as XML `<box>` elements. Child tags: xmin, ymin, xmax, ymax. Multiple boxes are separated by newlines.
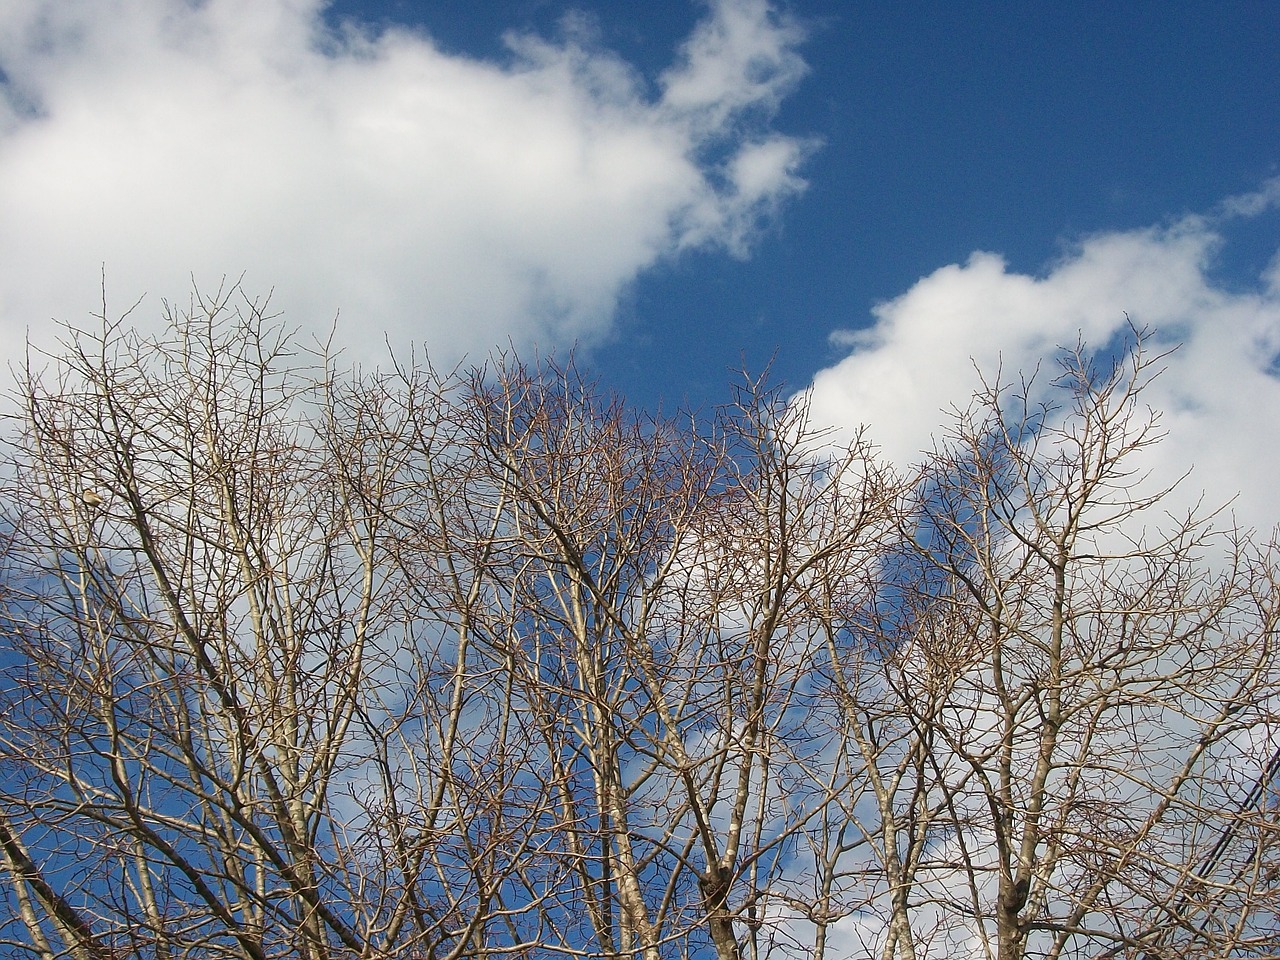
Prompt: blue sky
<box><xmin>314</xmin><ymin>0</ymin><xmax>1280</xmax><ymax>407</ymax></box>
<box><xmin>1</xmin><ymin>0</ymin><xmax>1278</xmax><ymax>526</ymax></box>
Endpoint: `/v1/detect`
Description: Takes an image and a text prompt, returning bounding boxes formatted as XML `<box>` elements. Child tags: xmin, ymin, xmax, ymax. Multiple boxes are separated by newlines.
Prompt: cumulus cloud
<box><xmin>806</xmin><ymin>185</ymin><xmax>1280</xmax><ymax>537</ymax></box>
<box><xmin>0</xmin><ymin>0</ymin><xmax>809</xmax><ymax>365</ymax></box>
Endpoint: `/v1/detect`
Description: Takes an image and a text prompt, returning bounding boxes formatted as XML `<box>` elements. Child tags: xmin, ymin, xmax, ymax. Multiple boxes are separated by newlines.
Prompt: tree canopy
<box><xmin>1</xmin><ymin>287</ymin><xmax>1277</xmax><ymax>960</ymax></box>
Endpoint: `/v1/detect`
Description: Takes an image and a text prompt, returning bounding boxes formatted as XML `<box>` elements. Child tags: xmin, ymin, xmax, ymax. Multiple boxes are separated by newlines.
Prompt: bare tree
<box><xmin>820</xmin><ymin>332</ymin><xmax>1280</xmax><ymax>960</ymax></box>
<box><xmin>1</xmin><ymin>296</ymin><xmax>1276</xmax><ymax>960</ymax></box>
<box><xmin>452</xmin><ymin>359</ymin><xmax>899</xmax><ymax>960</ymax></box>
<box><xmin>0</xmin><ymin>289</ymin><xmax>900</xmax><ymax>960</ymax></box>
<box><xmin>0</xmin><ymin>287</ymin><xmax>545</xmax><ymax>959</ymax></box>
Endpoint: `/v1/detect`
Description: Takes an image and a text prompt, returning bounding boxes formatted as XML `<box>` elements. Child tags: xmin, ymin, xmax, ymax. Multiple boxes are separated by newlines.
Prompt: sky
<box><xmin>1</xmin><ymin>0</ymin><xmax>1279</xmax><ymax>531</ymax></box>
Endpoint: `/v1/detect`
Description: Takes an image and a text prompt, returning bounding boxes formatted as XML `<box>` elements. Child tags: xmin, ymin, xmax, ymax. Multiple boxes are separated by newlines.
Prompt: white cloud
<box><xmin>0</xmin><ymin>0</ymin><xmax>809</xmax><ymax>366</ymax></box>
<box><xmin>805</xmin><ymin>199</ymin><xmax>1280</xmax><ymax>538</ymax></box>
<box><xmin>660</xmin><ymin>0</ymin><xmax>807</xmax><ymax>130</ymax></box>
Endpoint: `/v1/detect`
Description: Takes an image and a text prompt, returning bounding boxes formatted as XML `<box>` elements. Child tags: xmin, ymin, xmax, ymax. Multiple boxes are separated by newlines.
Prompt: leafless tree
<box><xmin>818</xmin><ymin>332</ymin><xmax>1280</xmax><ymax>960</ymax></box>
<box><xmin>1</xmin><ymin>295</ymin><xmax>1276</xmax><ymax>960</ymax></box>
<box><xmin>450</xmin><ymin>358</ymin><xmax>899</xmax><ymax>960</ymax></box>
<box><xmin>0</xmin><ymin>287</ymin><xmax>546</xmax><ymax>959</ymax></box>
